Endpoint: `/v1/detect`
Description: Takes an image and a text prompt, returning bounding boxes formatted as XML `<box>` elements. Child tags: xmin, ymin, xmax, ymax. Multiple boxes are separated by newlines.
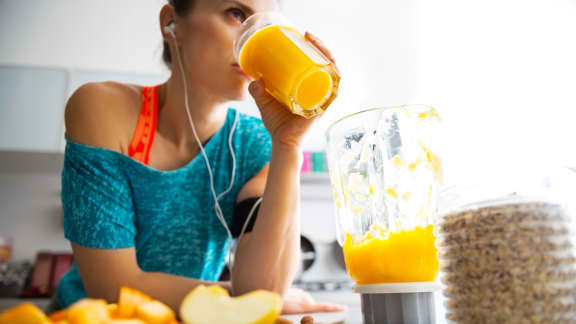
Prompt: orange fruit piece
<box><xmin>0</xmin><ymin>303</ymin><xmax>51</xmax><ymax>324</ymax></box>
<box><xmin>107</xmin><ymin>304</ymin><xmax>119</xmax><ymax>318</ymax></box>
<box><xmin>117</xmin><ymin>286</ymin><xmax>153</xmax><ymax>318</ymax></box>
<box><xmin>48</xmin><ymin>309</ymin><xmax>68</xmax><ymax>322</ymax></box>
<box><xmin>136</xmin><ymin>300</ymin><xmax>175</xmax><ymax>324</ymax></box>
<box><xmin>67</xmin><ymin>299</ymin><xmax>109</xmax><ymax>324</ymax></box>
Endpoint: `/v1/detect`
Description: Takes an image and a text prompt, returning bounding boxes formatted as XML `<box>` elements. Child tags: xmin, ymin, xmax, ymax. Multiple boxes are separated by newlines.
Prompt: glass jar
<box><xmin>437</xmin><ymin>178</ymin><xmax>576</xmax><ymax>323</ymax></box>
<box><xmin>325</xmin><ymin>105</ymin><xmax>442</xmax><ymax>285</ymax></box>
<box><xmin>234</xmin><ymin>12</ymin><xmax>340</xmax><ymax>119</ymax></box>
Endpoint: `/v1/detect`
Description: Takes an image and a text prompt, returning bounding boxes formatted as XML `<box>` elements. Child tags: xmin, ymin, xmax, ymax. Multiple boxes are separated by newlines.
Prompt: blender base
<box><xmin>354</xmin><ymin>282</ymin><xmax>440</xmax><ymax>324</ymax></box>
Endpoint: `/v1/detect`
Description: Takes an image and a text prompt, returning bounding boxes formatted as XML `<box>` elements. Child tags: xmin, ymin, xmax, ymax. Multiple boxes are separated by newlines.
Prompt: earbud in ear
<box><xmin>164</xmin><ymin>22</ymin><xmax>176</xmax><ymax>37</ymax></box>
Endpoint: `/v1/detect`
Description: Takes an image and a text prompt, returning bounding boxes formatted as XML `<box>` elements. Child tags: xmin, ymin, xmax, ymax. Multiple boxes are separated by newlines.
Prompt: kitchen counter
<box><xmin>284</xmin><ymin>290</ymin><xmax>362</xmax><ymax>324</ymax></box>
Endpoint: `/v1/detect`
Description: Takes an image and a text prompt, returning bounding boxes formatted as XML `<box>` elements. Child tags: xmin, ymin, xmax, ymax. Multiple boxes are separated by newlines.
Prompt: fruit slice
<box><xmin>107</xmin><ymin>304</ymin><xmax>119</xmax><ymax>318</ymax></box>
<box><xmin>136</xmin><ymin>300</ymin><xmax>175</xmax><ymax>324</ymax></box>
<box><xmin>48</xmin><ymin>309</ymin><xmax>68</xmax><ymax>322</ymax></box>
<box><xmin>67</xmin><ymin>299</ymin><xmax>110</xmax><ymax>324</ymax></box>
<box><xmin>180</xmin><ymin>285</ymin><xmax>282</xmax><ymax>324</ymax></box>
<box><xmin>108</xmin><ymin>320</ymin><xmax>147</xmax><ymax>324</ymax></box>
<box><xmin>0</xmin><ymin>303</ymin><xmax>51</xmax><ymax>324</ymax></box>
<box><xmin>117</xmin><ymin>286</ymin><xmax>153</xmax><ymax>318</ymax></box>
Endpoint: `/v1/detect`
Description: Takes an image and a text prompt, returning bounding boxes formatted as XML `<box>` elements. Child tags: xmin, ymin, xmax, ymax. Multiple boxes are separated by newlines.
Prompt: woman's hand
<box><xmin>249</xmin><ymin>33</ymin><xmax>338</xmax><ymax>149</ymax></box>
<box><xmin>281</xmin><ymin>288</ymin><xmax>346</xmax><ymax>314</ymax></box>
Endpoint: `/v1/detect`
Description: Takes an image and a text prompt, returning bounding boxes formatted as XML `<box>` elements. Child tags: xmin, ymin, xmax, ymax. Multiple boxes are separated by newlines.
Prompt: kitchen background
<box><xmin>1</xmin><ymin>0</ymin><xmax>575</xmax><ymax>321</ymax></box>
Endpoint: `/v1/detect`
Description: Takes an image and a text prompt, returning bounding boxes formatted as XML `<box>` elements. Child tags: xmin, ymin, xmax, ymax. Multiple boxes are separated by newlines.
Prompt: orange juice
<box><xmin>235</xmin><ymin>13</ymin><xmax>340</xmax><ymax>118</ymax></box>
<box><xmin>343</xmin><ymin>225</ymin><xmax>439</xmax><ymax>284</ymax></box>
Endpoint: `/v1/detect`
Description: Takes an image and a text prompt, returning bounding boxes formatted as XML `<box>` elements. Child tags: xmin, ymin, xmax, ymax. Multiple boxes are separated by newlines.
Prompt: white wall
<box><xmin>0</xmin><ymin>173</ymin><xmax>69</xmax><ymax>261</ymax></box>
<box><xmin>283</xmin><ymin>0</ymin><xmax>576</xmax><ymax>183</ymax></box>
<box><xmin>283</xmin><ymin>0</ymin><xmax>422</xmax><ymax>150</ymax></box>
<box><xmin>0</xmin><ymin>0</ymin><xmax>168</xmax><ymax>74</ymax></box>
<box><xmin>413</xmin><ymin>0</ymin><xmax>576</xmax><ymax>186</ymax></box>
<box><xmin>0</xmin><ymin>152</ymin><xmax>69</xmax><ymax>261</ymax></box>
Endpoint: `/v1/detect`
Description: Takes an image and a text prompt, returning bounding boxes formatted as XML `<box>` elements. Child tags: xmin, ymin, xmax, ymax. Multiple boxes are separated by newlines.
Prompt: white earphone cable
<box><xmin>217</xmin><ymin>115</ymin><xmax>239</xmax><ymax>201</ymax></box>
<box><xmin>169</xmin><ymin>28</ymin><xmax>260</xmax><ymax>271</ymax></box>
<box><xmin>171</xmin><ymin>30</ymin><xmax>234</xmax><ymax>242</ymax></box>
<box><xmin>240</xmin><ymin>197</ymin><xmax>263</xmax><ymax>237</ymax></box>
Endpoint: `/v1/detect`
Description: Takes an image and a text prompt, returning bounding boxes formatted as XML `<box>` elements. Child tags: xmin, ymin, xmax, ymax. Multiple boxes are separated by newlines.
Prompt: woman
<box><xmin>56</xmin><ymin>0</ymin><xmax>344</xmax><ymax>315</ymax></box>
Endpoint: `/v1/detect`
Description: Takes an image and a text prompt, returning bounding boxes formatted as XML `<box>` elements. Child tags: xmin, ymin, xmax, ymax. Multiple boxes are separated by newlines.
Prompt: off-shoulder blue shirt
<box><xmin>57</xmin><ymin>108</ymin><xmax>271</xmax><ymax>307</ymax></box>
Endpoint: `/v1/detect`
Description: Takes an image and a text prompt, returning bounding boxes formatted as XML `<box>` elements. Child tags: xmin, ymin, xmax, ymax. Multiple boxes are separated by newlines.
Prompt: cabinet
<box><xmin>0</xmin><ymin>64</ymin><xmax>168</xmax><ymax>152</ymax></box>
<box><xmin>0</xmin><ymin>66</ymin><xmax>68</xmax><ymax>151</ymax></box>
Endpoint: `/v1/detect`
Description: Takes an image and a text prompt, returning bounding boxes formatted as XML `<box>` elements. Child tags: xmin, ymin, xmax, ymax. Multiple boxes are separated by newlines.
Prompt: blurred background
<box><xmin>2</xmin><ymin>0</ymin><xmax>574</xmax><ymax>180</ymax></box>
<box><xmin>0</xmin><ymin>0</ymin><xmax>575</xmax><ymax>317</ymax></box>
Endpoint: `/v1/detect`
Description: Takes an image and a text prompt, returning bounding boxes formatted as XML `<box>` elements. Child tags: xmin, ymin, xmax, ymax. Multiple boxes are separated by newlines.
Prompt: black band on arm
<box><xmin>231</xmin><ymin>197</ymin><xmax>262</xmax><ymax>238</ymax></box>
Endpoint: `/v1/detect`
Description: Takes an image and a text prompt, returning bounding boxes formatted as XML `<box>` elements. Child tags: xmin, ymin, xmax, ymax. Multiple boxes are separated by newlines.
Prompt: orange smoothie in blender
<box><xmin>343</xmin><ymin>225</ymin><xmax>439</xmax><ymax>285</ymax></box>
<box><xmin>235</xmin><ymin>13</ymin><xmax>339</xmax><ymax>118</ymax></box>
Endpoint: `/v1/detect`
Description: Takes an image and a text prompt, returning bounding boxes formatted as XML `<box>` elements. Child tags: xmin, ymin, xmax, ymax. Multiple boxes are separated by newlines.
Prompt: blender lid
<box><xmin>354</xmin><ymin>282</ymin><xmax>441</xmax><ymax>294</ymax></box>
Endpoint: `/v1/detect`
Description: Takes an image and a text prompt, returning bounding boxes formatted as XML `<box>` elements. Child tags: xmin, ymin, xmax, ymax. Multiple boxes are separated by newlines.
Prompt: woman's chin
<box><xmin>226</xmin><ymin>86</ymin><xmax>251</xmax><ymax>102</ymax></box>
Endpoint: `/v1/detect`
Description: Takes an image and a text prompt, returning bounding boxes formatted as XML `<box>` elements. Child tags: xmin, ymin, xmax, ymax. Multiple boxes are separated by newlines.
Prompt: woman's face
<box><xmin>172</xmin><ymin>0</ymin><xmax>279</xmax><ymax>102</ymax></box>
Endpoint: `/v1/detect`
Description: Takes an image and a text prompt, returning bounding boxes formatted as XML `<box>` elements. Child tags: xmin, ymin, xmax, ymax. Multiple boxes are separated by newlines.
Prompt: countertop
<box><xmin>0</xmin><ymin>290</ymin><xmax>448</xmax><ymax>323</ymax></box>
<box><xmin>291</xmin><ymin>290</ymin><xmax>363</xmax><ymax>324</ymax></box>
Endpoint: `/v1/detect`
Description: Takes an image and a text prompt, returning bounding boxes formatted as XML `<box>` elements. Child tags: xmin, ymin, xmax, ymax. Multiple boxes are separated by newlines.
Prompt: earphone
<box><xmin>163</xmin><ymin>22</ymin><xmax>176</xmax><ymax>36</ymax></box>
<box><xmin>164</xmin><ymin>22</ymin><xmax>262</xmax><ymax>269</ymax></box>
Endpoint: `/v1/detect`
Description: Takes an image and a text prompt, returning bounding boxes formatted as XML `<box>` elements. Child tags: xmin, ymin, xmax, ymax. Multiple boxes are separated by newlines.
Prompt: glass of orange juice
<box><xmin>325</xmin><ymin>105</ymin><xmax>442</xmax><ymax>285</ymax></box>
<box><xmin>234</xmin><ymin>12</ymin><xmax>340</xmax><ymax>119</ymax></box>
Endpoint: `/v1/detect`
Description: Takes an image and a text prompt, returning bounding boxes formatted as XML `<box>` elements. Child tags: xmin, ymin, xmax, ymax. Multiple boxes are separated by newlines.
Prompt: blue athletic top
<box><xmin>57</xmin><ymin>108</ymin><xmax>271</xmax><ymax>307</ymax></box>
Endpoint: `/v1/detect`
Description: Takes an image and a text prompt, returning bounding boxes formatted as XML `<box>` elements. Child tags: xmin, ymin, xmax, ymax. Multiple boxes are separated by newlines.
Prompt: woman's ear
<box><xmin>160</xmin><ymin>4</ymin><xmax>177</xmax><ymax>43</ymax></box>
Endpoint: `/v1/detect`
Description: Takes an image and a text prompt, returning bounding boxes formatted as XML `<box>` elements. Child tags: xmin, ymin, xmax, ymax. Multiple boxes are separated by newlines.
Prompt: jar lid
<box><xmin>438</xmin><ymin>167</ymin><xmax>576</xmax><ymax>219</ymax></box>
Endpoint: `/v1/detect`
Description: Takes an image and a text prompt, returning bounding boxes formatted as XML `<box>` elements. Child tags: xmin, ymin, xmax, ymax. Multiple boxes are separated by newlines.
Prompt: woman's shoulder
<box><xmin>64</xmin><ymin>81</ymin><xmax>144</xmax><ymax>153</ymax></box>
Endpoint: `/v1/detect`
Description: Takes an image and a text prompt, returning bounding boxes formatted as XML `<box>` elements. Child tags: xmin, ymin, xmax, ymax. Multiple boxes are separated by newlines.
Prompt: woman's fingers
<box><xmin>296</xmin><ymin>302</ymin><xmax>347</xmax><ymax>314</ymax></box>
<box><xmin>305</xmin><ymin>32</ymin><xmax>335</xmax><ymax>63</ymax></box>
<box><xmin>305</xmin><ymin>32</ymin><xmax>340</xmax><ymax>75</ymax></box>
<box><xmin>249</xmin><ymin>79</ymin><xmax>276</xmax><ymax>107</ymax></box>
<box><xmin>312</xmin><ymin>303</ymin><xmax>347</xmax><ymax>313</ymax></box>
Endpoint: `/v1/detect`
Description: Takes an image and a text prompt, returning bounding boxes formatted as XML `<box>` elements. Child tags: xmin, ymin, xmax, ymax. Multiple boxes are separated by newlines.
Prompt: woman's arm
<box><xmin>231</xmin><ymin>144</ymin><xmax>302</xmax><ymax>297</ymax></box>
<box><xmin>72</xmin><ymin>244</ymin><xmax>231</xmax><ymax>311</ymax></box>
<box><xmin>231</xmin><ymin>32</ymin><xmax>338</xmax><ymax>299</ymax></box>
<box><xmin>65</xmin><ymin>83</ymin><xmax>230</xmax><ymax>312</ymax></box>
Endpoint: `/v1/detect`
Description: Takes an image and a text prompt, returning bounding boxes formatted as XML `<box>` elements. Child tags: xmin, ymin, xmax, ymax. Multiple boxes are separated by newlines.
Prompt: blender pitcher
<box><xmin>326</xmin><ymin>105</ymin><xmax>443</xmax><ymax>285</ymax></box>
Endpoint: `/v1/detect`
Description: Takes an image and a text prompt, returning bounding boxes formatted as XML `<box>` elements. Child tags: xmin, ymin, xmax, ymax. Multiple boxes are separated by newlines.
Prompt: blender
<box><xmin>326</xmin><ymin>105</ymin><xmax>442</xmax><ymax>324</ymax></box>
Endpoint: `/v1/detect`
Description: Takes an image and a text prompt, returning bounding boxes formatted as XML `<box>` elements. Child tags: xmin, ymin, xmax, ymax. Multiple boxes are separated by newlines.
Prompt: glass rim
<box><xmin>325</xmin><ymin>104</ymin><xmax>435</xmax><ymax>140</ymax></box>
<box><xmin>233</xmin><ymin>11</ymin><xmax>293</xmax><ymax>62</ymax></box>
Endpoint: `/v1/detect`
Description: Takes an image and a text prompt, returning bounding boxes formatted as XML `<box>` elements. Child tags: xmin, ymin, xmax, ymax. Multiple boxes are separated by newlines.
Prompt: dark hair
<box><xmin>163</xmin><ymin>0</ymin><xmax>195</xmax><ymax>67</ymax></box>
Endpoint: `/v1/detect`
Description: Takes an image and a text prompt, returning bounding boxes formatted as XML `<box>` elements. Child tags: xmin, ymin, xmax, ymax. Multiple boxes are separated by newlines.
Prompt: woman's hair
<box><xmin>163</xmin><ymin>0</ymin><xmax>195</xmax><ymax>67</ymax></box>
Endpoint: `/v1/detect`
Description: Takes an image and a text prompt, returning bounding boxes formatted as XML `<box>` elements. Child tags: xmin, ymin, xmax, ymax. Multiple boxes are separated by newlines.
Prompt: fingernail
<box><xmin>249</xmin><ymin>80</ymin><xmax>259</xmax><ymax>93</ymax></box>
